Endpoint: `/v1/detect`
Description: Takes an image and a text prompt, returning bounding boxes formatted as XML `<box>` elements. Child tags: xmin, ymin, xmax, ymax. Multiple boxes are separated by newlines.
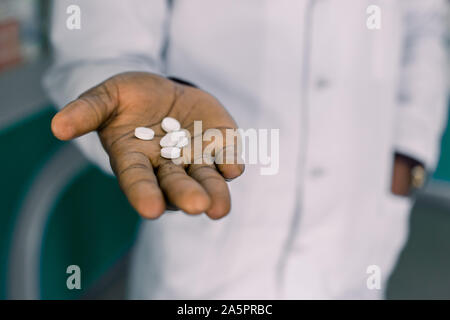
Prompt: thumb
<box><xmin>51</xmin><ymin>81</ymin><xmax>118</xmax><ymax>141</ymax></box>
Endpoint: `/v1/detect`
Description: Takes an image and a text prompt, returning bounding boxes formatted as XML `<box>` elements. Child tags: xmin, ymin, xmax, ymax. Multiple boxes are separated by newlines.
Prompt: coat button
<box><xmin>309</xmin><ymin>167</ymin><xmax>326</xmax><ymax>178</ymax></box>
<box><xmin>315</xmin><ymin>77</ymin><xmax>330</xmax><ymax>89</ymax></box>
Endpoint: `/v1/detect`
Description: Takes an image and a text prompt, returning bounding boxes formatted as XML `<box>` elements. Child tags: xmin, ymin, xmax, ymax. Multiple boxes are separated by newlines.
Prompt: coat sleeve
<box><xmin>394</xmin><ymin>0</ymin><xmax>449</xmax><ymax>171</ymax></box>
<box><xmin>44</xmin><ymin>0</ymin><xmax>169</xmax><ymax>174</ymax></box>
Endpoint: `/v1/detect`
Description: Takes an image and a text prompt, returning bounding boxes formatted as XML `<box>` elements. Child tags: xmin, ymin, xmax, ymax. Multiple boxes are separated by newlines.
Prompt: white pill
<box><xmin>160</xmin><ymin>131</ymin><xmax>186</xmax><ymax>147</ymax></box>
<box><xmin>172</xmin><ymin>130</ymin><xmax>187</xmax><ymax>139</ymax></box>
<box><xmin>176</xmin><ymin>136</ymin><xmax>189</xmax><ymax>148</ymax></box>
<box><xmin>161</xmin><ymin>117</ymin><xmax>181</xmax><ymax>132</ymax></box>
<box><xmin>134</xmin><ymin>127</ymin><xmax>155</xmax><ymax>140</ymax></box>
<box><xmin>160</xmin><ymin>134</ymin><xmax>177</xmax><ymax>147</ymax></box>
<box><xmin>161</xmin><ymin>147</ymin><xmax>181</xmax><ymax>159</ymax></box>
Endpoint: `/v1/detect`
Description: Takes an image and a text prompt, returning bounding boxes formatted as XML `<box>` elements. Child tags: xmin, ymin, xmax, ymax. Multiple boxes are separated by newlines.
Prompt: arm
<box><xmin>394</xmin><ymin>0</ymin><xmax>449</xmax><ymax>170</ymax></box>
<box><xmin>44</xmin><ymin>0</ymin><xmax>169</xmax><ymax>174</ymax></box>
<box><xmin>44</xmin><ymin>1</ymin><xmax>244</xmax><ymax>219</ymax></box>
<box><xmin>392</xmin><ymin>0</ymin><xmax>449</xmax><ymax>195</ymax></box>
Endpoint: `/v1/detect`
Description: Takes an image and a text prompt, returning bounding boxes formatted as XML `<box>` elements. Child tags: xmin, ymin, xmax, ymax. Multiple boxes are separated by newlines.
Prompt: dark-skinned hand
<box><xmin>51</xmin><ymin>72</ymin><xmax>244</xmax><ymax>220</ymax></box>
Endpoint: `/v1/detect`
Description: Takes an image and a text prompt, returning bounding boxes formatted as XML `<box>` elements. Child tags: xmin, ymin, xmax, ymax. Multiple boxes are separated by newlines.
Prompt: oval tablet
<box><xmin>161</xmin><ymin>147</ymin><xmax>181</xmax><ymax>159</ymax></box>
<box><xmin>176</xmin><ymin>136</ymin><xmax>189</xmax><ymax>148</ymax></box>
<box><xmin>160</xmin><ymin>133</ymin><xmax>178</xmax><ymax>147</ymax></box>
<box><xmin>160</xmin><ymin>131</ymin><xmax>186</xmax><ymax>147</ymax></box>
<box><xmin>161</xmin><ymin>117</ymin><xmax>181</xmax><ymax>132</ymax></box>
<box><xmin>134</xmin><ymin>127</ymin><xmax>155</xmax><ymax>140</ymax></box>
<box><xmin>171</xmin><ymin>130</ymin><xmax>187</xmax><ymax>139</ymax></box>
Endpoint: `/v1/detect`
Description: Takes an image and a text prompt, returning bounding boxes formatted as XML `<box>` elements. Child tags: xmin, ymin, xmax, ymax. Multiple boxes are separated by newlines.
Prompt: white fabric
<box><xmin>44</xmin><ymin>0</ymin><xmax>449</xmax><ymax>299</ymax></box>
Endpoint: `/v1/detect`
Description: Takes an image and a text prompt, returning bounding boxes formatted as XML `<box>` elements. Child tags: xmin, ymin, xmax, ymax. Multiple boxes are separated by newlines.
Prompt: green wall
<box><xmin>434</xmin><ymin>107</ymin><xmax>450</xmax><ymax>181</ymax></box>
<box><xmin>1</xmin><ymin>107</ymin><xmax>139</xmax><ymax>299</ymax></box>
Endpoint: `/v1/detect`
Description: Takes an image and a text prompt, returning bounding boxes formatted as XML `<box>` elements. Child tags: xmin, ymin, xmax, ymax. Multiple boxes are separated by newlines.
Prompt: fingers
<box><xmin>180</xmin><ymin>128</ymin><xmax>245</xmax><ymax>181</ymax></box>
<box><xmin>157</xmin><ymin>160</ymin><xmax>211</xmax><ymax>215</ymax></box>
<box><xmin>214</xmin><ymin>145</ymin><xmax>245</xmax><ymax>180</ymax></box>
<box><xmin>188</xmin><ymin>164</ymin><xmax>231</xmax><ymax>219</ymax></box>
<box><xmin>51</xmin><ymin>82</ymin><xmax>118</xmax><ymax>141</ymax></box>
<box><xmin>112</xmin><ymin>150</ymin><xmax>165</xmax><ymax>219</ymax></box>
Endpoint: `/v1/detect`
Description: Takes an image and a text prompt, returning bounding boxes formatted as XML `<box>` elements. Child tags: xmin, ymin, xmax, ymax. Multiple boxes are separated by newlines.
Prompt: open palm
<box><xmin>51</xmin><ymin>72</ymin><xmax>244</xmax><ymax>219</ymax></box>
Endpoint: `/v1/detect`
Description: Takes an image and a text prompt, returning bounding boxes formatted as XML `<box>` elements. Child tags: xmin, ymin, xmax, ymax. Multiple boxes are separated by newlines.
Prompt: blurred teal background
<box><xmin>435</xmin><ymin>126</ymin><xmax>450</xmax><ymax>181</ymax></box>
<box><xmin>0</xmin><ymin>0</ymin><xmax>449</xmax><ymax>300</ymax></box>
<box><xmin>0</xmin><ymin>0</ymin><xmax>142</xmax><ymax>299</ymax></box>
<box><xmin>0</xmin><ymin>105</ymin><xmax>140</xmax><ymax>299</ymax></box>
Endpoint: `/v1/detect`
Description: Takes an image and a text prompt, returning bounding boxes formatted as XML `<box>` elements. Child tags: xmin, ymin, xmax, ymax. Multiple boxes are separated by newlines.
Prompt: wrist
<box><xmin>391</xmin><ymin>152</ymin><xmax>427</xmax><ymax>196</ymax></box>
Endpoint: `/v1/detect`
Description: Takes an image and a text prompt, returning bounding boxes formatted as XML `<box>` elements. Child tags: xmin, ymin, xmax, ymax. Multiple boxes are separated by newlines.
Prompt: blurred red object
<box><xmin>0</xmin><ymin>18</ymin><xmax>22</xmax><ymax>72</ymax></box>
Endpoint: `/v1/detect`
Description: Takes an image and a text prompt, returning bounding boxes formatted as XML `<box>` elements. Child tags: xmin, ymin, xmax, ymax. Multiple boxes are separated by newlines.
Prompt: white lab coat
<box><xmin>44</xmin><ymin>0</ymin><xmax>449</xmax><ymax>299</ymax></box>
